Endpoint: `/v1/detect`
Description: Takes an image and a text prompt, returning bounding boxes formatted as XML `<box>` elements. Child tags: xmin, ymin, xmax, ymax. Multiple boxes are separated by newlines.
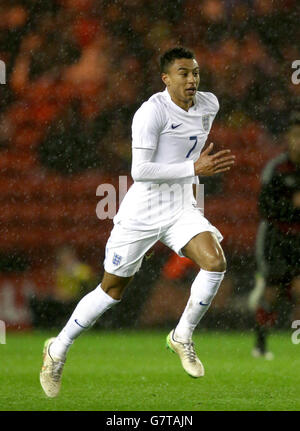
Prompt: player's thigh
<box><xmin>161</xmin><ymin>207</ymin><xmax>225</xmax><ymax>271</ymax></box>
<box><xmin>182</xmin><ymin>231</ymin><xmax>226</xmax><ymax>271</ymax></box>
<box><xmin>104</xmin><ymin>222</ymin><xmax>159</xmax><ymax>278</ymax></box>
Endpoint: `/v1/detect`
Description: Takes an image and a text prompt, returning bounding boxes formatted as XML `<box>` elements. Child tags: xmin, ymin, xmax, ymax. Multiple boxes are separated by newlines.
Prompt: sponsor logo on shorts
<box><xmin>112</xmin><ymin>253</ymin><xmax>122</xmax><ymax>266</ymax></box>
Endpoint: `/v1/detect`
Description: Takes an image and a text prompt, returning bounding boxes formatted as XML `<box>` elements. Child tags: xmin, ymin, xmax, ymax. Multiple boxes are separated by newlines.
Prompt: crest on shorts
<box><xmin>112</xmin><ymin>253</ymin><xmax>122</xmax><ymax>266</ymax></box>
<box><xmin>202</xmin><ymin>115</ymin><xmax>210</xmax><ymax>132</ymax></box>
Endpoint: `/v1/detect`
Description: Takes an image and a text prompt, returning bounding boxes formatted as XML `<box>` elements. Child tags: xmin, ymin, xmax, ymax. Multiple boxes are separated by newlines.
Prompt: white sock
<box><xmin>174</xmin><ymin>269</ymin><xmax>225</xmax><ymax>342</ymax></box>
<box><xmin>50</xmin><ymin>284</ymin><xmax>120</xmax><ymax>360</ymax></box>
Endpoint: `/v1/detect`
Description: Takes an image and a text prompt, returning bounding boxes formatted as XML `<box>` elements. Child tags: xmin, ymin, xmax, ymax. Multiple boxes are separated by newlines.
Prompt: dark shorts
<box><xmin>256</xmin><ymin>221</ymin><xmax>300</xmax><ymax>285</ymax></box>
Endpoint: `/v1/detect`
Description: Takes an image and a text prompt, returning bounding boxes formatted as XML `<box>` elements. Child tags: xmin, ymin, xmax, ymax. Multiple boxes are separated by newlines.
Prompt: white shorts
<box><xmin>104</xmin><ymin>206</ymin><xmax>223</xmax><ymax>277</ymax></box>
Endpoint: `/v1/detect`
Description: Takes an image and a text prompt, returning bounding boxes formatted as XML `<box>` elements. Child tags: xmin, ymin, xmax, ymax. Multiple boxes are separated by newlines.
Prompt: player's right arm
<box><xmin>131</xmin><ymin>102</ymin><xmax>195</xmax><ymax>182</ymax></box>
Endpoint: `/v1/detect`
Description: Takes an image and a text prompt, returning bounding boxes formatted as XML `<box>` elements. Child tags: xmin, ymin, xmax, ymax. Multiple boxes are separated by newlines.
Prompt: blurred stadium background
<box><xmin>0</xmin><ymin>0</ymin><xmax>299</xmax><ymax>333</ymax></box>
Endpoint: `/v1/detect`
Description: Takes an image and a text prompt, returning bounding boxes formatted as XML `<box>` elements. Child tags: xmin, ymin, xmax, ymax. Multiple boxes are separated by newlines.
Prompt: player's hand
<box><xmin>194</xmin><ymin>143</ymin><xmax>235</xmax><ymax>176</ymax></box>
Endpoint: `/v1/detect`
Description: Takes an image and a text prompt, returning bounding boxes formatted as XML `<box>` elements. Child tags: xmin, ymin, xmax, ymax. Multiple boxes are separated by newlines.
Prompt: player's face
<box><xmin>287</xmin><ymin>125</ymin><xmax>300</xmax><ymax>165</ymax></box>
<box><xmin>161</xmin><ymin>58</ymin><xmax>200</xmax><ymax>110</ymax></box>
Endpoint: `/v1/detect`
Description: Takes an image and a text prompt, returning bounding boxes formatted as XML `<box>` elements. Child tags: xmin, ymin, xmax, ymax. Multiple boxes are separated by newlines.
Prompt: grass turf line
<box><xmin>1</xmin><ymin>330</ymin><xmax>299</xmax><ymax>411</ymax></box>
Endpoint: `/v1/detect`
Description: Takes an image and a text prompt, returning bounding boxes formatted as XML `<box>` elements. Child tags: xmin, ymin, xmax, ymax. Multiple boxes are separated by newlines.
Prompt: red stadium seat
<box><xmin>0</xmin><ymin>151</ymin><xmax>37</xmax><ymax>174</ymax></box>
<box><xmin>222</xmin><ymin>172</ymin><xmax>262</xmax><ymax>196</ymax></box>
<box><xmin>14</xmin><ymin>128</ymin><xmax>43</xmax><ymax>150</ymax></box>
<box><xmin>205</xmin><ymin>196</ymin><xmax>259</xmax><ymax>223</ymax></box>
<box><xmin>218</xmin><ymin>220</ymin><xmax>258</xmax><ymax>253</ymax></box>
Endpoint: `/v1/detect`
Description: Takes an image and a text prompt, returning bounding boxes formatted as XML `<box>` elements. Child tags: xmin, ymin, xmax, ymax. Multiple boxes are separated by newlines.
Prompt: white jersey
<box><xmin>114</xmin><ymin>88</ymin><xmax>219</xmax><ymax>230</ymax></box>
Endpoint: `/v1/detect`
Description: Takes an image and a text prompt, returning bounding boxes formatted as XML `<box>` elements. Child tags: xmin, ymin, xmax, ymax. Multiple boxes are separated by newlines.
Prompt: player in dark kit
<box><xmin>249</xmin><ymin>114</ymin><xmax>300</xmax><ymax>359</ymax></box>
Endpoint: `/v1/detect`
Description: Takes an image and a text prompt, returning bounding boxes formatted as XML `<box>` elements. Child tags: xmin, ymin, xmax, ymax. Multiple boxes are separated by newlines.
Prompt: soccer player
<box><xmin>249</xmin><ymin>114</ymin><xmax>300</xmax><ymax>359</ymax></box>
<box><xmin>40</xmin><ymin>47</ymin><xmax>235</xmax><ymax>397</ymax></box>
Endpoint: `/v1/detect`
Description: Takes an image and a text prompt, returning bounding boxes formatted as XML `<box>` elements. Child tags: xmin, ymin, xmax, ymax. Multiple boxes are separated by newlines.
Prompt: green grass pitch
<box><xmin>1</xmin><ymin>330</ymin><xmax>300</xmax><ymax>411</ymax></box>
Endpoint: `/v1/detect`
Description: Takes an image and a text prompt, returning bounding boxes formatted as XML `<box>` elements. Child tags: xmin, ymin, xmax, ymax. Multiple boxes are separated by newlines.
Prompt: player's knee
<box><xmin>202</xmin><ymin>254</ymin><xmax>227</xmax><ymax>272</ymax></box>
<box><xmin>102</xmin><ymin>284</ymin><xmax>126</xmax><ymax>301</ymax></box>
<box><xmin>101</xmin><ymin>275</ymin><xmax>133</xmax><ymax>300</ymax></box>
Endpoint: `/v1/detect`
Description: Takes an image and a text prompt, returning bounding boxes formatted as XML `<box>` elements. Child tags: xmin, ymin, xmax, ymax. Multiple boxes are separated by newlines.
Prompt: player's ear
<box><xmin>161</xmin><ymin>73</ymin><xmax>170</xmax><ymax>87</ymax></box>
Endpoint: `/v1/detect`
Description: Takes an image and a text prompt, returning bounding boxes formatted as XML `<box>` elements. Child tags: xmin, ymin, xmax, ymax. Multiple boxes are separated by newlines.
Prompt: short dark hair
<box><xmin>160</xmin><ymin>47</ymin><xmax>195</xmax><ymax>74</ymax></box>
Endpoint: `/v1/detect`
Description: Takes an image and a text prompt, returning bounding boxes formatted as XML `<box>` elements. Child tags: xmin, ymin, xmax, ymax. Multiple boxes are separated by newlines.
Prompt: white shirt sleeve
<box><xmin>131</xmin><ymin>147</ymin><xmax>195</xmax><ymax>182</ymax></box>
<box><xmin>132</xmin><ymin>101</ymin><xmax>162</xmax><ymax>150</ymax></box>
<box><xmin>131</xmin><ymin>101</ymin><xmax>195</xmax><ymax>182</ymax></box>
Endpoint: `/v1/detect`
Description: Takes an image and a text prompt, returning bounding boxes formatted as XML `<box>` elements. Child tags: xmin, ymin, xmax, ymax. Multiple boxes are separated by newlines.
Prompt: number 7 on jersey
<box><xmin>186</xmin><ymin>136</ymin><xmax>198</xmax><ymax>158</ymax></box>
